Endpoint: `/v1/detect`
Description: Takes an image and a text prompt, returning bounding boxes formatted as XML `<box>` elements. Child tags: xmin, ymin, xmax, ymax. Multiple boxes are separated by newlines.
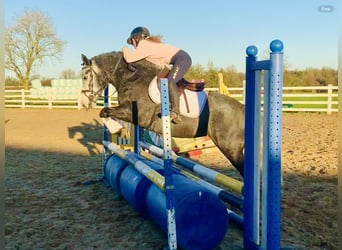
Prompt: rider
<box><xmin>122</xmin><ymin>26</ymin><xmax>192</xmax><ymax>124</ymax></box>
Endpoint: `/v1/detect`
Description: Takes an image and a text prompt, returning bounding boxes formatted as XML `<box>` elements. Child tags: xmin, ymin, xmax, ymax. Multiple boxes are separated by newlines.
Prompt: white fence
<box><xmin>208</xmin><ymin>84</ymin><xmax>338</xmax><ymax>114</ymax></box>
<box><xmin>5</xmin><ymin>85</ymin><xmax>338</xmax><ymax>114</ymax></box>
<box><xmin>281</xmin><ymin>85</ymin><xmax>338</xmax><ymax>114</ymax></box>
<box><xmin>5</xmin><ymin>88</ymin><xmax>119</xmax><ymax>109</ymax></box>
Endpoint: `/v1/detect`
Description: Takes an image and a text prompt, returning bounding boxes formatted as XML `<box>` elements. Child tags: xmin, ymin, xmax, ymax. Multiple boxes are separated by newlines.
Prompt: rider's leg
<box><xmin>157</xmin><ymin>66</ymin><xmax>181</xmax><ymax>123</ymax></box>
<box><xmin>168</xmin><ymin>80</ymin><xmax>182</xmax><ymax>124</ymax></box>
<box><xmin>168</xmin><ymin>50</ymin><xmax>192</xmax><ymax>124</ymax></box>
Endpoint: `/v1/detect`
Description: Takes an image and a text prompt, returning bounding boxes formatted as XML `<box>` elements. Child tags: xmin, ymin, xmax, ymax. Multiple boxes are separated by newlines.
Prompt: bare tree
<box><xmin>5</xmin><ymin>9</ymin><xmax>66</xmax><ymax>89</ymax></box>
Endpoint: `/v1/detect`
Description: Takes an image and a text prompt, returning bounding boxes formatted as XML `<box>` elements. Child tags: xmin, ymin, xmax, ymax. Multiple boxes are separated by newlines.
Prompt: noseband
<box><xmin>81</xmin><ymin>65</ymin><xmax>104</xmax><ymax>102</ymax></box>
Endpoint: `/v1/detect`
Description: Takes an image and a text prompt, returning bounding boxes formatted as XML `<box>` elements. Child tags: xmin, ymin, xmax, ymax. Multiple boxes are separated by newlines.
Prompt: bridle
<box><xmin>81</xmin><ymin>56</ymin><xmax>121</xmax><ymax>102</ymax></box>
<box><xmin>81</xmin><ymin>65</ymin><xmax>105</xmax><ymax>103</ymax></box>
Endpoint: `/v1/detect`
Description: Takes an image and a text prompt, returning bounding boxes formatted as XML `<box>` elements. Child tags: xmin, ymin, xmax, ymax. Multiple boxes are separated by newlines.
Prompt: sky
<box><xmin>5</xmin><ymin>0</ymin><xmax>339</xmax><ymax>78</ymax></box>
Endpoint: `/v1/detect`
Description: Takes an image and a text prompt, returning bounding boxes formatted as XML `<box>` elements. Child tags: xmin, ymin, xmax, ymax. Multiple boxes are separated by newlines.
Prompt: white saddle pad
<box><xmin>148</xmin><ymin>77</ymin><xmax>207</xmax><ymax>119</ymax></box>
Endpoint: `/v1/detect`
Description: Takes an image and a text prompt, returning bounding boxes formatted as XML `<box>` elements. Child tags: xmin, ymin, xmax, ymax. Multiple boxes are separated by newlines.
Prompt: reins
<box><xmin>81</xmin><ymin>66</ymin><xmax>105</xmax><ymax>101</ymax></box>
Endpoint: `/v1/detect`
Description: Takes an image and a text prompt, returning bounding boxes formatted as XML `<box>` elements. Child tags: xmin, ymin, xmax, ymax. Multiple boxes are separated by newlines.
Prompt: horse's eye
<box><xmin>83</xmin><ymin>75</ymin><xmax>88</xmax><ymax>80</ymax></box>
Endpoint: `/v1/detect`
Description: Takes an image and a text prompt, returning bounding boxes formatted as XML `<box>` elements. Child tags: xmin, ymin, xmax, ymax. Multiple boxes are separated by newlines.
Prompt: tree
<box><xmin>320</xmin><ymin>67</ymin><xmax>338</xmax><ymax>86</ymax></box>
<box><xmin>60</xmin><ymin>69</ymin><xmax>76</xmax><ymax>79</ymax></box>
<box><xmin>223</xmin><ymin>65</ymin><xmax>243</xmax><ymax>88</ymax></box>
<box><xmin>204</xmin><ymin>61</ymin><xmax>219</xmax><ymax>88</ymax></box>
<box><xmin>185</xmin><ymin>64</ymin><xmax>205</xmax><ymax>82</ymax></box>
<box><xmin>5</xmin><ymin>76</ymin><xmax>21</xmax><ymax>88</ymax></box>
<box><xmin>5</xmin><ymin>9</ymin><xmax>65</xmax><ymax>89</ymax></box>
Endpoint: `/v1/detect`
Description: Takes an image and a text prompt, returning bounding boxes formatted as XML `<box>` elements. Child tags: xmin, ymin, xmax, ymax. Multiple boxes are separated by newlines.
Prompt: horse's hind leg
<box><xmin>209</xmin><ymin>134</ymin><xmax>244</xmax><ymax>177</ymax></box>
<box><xmin>221</xmin><ymin>144</ymin><xmax>244</xmax><ymax>177</ymax></box>
<box><xmin>225</xmin><ymin>149</ymin><xmax>244</xmax><ymax>177</ymax></box>
<box><xmin>205</xmin><ymin>93</ymin><xmax>245</xmax><ymax>177</ymax></box>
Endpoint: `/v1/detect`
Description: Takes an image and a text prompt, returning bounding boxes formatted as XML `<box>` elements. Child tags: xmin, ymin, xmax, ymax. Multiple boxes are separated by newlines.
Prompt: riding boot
<box><xmin>169</xmin><ymin>81</ymin><xmax>182</xmax><ymax>124</ymax></box>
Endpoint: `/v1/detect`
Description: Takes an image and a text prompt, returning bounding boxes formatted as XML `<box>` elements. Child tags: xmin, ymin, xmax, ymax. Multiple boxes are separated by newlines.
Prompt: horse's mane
<box><xmin>93</xmin><ymin>51</ymin><xmax>159</xmax><ymax>70</ymax></box>
<box><xmin>91</xmin><ymin>51</ymin><xmax>161</xmax><ymax>89</ymax></box>
<box><xmin>92</xmin><ymin>51</ymin><xmax>121</xmax><ymax>71</ymax></box>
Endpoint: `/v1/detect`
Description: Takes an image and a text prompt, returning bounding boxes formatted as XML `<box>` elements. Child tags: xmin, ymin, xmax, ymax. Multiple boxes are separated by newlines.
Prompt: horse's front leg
<box><xmin>99</xmin><ymin>106</ymin><xmax>131</xmax><ymax>122</ymax></box>
<box><xmin>101</xmin><ymin>117</ymin><xmax>131</xmax><ymax>139</ymax></box>
<box><xmin>100</xmin><ymin>107</ymin><xmax>131</xmax><ymax>140</ymax></box>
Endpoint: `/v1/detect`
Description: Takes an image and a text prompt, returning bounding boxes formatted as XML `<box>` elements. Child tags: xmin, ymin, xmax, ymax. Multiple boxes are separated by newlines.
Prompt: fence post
<box><xmin>244</xmin><ymin>40</ymin><xmax>283</xmax><ymax>250</ymax></box>
<box><xmin>327</xmin><ymin>84</ymin><xmax>332</xmax><ymax>115</ymax></box>
<box><xmin>48</xmin><ymin>88</ymin><xmax>52</xmax><ymax>109</ymax></box>
<box><xmin>21</xmin><ymin>89</ymin><xmax>25</xmax><ymax>109</ymax></box>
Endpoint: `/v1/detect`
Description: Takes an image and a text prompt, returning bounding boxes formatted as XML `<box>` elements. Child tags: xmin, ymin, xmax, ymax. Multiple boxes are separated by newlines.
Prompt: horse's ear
<box><xmin>81</xmin><ymin>54</ymin><xmax>91</xmax><ymax>66</ymax></box>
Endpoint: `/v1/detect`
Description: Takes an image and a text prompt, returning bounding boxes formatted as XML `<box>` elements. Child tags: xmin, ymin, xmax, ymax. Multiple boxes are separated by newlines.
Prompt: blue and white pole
<box><xmin>262</xmin><ymin>40</ymin><xmax>283</xmax><ymax>249</ymax></box>
<box><xmin>160</xmin><ymin>78</ymin><xmax>177</xmax><ymax>250</ymax></box>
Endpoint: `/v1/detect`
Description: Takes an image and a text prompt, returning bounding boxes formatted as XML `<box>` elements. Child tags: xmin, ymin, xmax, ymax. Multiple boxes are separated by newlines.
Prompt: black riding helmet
<box><xmin>127</xmin><ymin>26</ymin><xmax>150</xmax><ymax>45</ymax></box>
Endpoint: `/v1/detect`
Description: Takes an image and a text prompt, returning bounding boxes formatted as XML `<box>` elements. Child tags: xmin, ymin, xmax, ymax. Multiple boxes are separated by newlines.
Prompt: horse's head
<box><xmin>80</xmin><ymin>51</ymin><xmax>164</xmax><ymax>109</ymax></box>
<box><xmin>80</xmin><ymin>54</ymin><xmax>107</xmax><ymax>109</ymax></box>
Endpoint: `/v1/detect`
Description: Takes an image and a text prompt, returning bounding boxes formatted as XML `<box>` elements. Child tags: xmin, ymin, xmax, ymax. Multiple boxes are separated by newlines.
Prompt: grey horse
<box><xmin>80</xmin><ymin>52</ymin><xmax>245</xmax><ymax>176</ymax></box>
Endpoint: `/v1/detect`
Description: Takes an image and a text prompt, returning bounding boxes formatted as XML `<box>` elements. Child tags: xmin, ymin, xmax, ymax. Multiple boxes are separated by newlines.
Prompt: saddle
<box><xmin>148</xmin><ymin>76</ymin><xmax>208</xmax><ymax>119</ymax></box>
<box><xmin>178</xmin><ymin>79</ymin><xmax>205</xmax><ymax>92</ymax></box>
<box><xmin>158</xmin><ymin>67</ymin><xmax>205</xmax><ymax>92</ymax></box>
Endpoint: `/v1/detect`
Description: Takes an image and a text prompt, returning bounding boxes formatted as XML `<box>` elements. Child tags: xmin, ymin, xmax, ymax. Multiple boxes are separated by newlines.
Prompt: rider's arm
<box><xmin>122</xmin><ymin>40</ymin><xmax>151</xmax><ymax>63</ymax></box>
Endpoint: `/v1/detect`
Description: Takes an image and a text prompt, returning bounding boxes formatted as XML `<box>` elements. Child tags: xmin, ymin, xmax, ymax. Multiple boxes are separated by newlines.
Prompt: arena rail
<box><xmin>5</xmin><ymin>85</ymin><xmax>338</xmax><ymax>114</ymax></box>
<box><xmin>207</xmin><ymin>84</ymin><xmax>338</xmax><ymax>114</ymax></box>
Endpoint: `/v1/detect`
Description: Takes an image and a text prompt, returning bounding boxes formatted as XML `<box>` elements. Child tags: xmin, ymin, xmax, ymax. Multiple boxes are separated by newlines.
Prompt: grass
<box><xmin>232</xmin><ymin>95</ymin><xmax>338</xmax><ymax>110</ymax></box>
<box><xmin>282</xmin><ymin>95</ymin><xmax>338</xmax><ymax>109</ymax></box>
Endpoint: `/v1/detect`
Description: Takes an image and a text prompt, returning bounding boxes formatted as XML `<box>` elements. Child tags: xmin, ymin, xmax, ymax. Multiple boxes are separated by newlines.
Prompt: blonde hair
<box><xmin>146</xmin><ymin>35</ymin><xmax>163</xmax><ymax>43</ymax></box>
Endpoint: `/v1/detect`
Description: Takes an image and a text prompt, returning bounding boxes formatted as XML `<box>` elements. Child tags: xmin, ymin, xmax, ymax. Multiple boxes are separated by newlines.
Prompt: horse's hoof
<box><xmin>99</xmin><ymin>107</ymin><xmax>110</xmax><ymax>118</ymax></box>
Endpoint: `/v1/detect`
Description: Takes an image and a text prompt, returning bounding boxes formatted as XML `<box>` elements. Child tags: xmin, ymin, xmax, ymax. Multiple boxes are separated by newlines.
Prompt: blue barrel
<box><xmin>145</xmin><ymin>173</ymin><xmax>229</xmax><ymax>250</ymax></box>
<box><xmin>104</xmin><ymin>155</ymin><xmax>163</xmax><ymax>218</ymax></box>
<box><xmin>119</xmin><ymin>159</ymin><xmax>161</xmax><ymax>218</ymax></box>
<box><xmin>104</xmin><ymin>155</ymin><xmax>229</xmax><ymax>250</ymax></box>
<box><xmin>104</xmin><ymin>154</ymin><xmax>129</xmax><ymax>193</ymax></box>
<box><xmin>119</xmin><ymin>165</ymin><xmax>152</xmax><ymax>218</ymax></box>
